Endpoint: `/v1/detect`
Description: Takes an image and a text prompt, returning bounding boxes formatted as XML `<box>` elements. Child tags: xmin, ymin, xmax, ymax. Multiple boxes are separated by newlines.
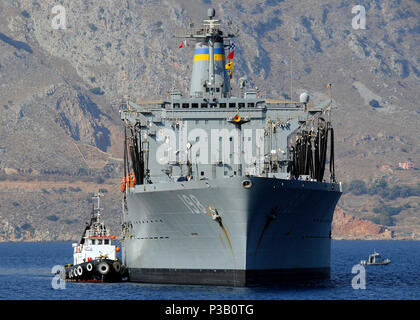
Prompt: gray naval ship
<box><xmin>118</xmin><ymin>8</ymin><xmax>342</xmax><ymax>286</ymax></box>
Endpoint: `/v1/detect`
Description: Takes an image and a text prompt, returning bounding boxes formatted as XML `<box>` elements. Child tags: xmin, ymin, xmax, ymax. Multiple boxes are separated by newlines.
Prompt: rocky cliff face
<box><xmin>0</xmin><ymin>0</ymin><xmax>419</xmax><ymax>240</ymax></box>
<box><xmin>332</xmin><ymin>207</ymin><xmax>394</xmax><ymax>240</ymax></box>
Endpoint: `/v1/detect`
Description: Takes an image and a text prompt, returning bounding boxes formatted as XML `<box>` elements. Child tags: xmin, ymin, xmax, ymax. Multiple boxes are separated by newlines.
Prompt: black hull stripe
<box><xmin>128</xmin><ymin>268</ymin><xmax>330</xmax><ymax>287</ymax></box>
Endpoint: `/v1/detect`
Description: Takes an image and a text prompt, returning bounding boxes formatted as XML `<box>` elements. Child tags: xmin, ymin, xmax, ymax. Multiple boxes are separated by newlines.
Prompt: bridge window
<box><xmin>248</xmin><ymin>103</ymin><xmax>255</xmax><ymax>108</ymax></box>
<box><xmin>201</xmin><ymin>103</ymin><xmax>208</xmax><ymax>108</ymax></box>
<box><xmin>210</xmin><ymin>103</ymin><xmax>217</xmax><ymax>108</ymax></box>
<box><xmin>182</xmin><ymin>103</ymin><xmax>189</xmax><ymax>108</ymax></box>
<box><xmin>238</xmin><ymin>102</ymin><xmax>245</xmax><ymax>108</ymax></box>
<box><xmin>97</xmin><ymin>239</ymin><xmax>103</xmax><ymax>245</ymax></box>
<box><xmin>229</xmin><ymin>103</ymin><xmax>236</xmax><ymax>108</ymax></box>
<box><xmin>104</xmin><ymin>239</ymin><xmax>110</xmax><ymax>245</ymax></box>
<box><xmin>192</xmin><ymin>103</ymin><xmax>198</xmax><ymax>108</ymax></box>
<box><xmin>173</xmin><ymin>103</ymin><xmax>180</xmax><ymax>108</ymax></box>
<box><xmin>220</xmin><ymin>103</ymin><xmax>226</xmax><ymax>108</ymax></box>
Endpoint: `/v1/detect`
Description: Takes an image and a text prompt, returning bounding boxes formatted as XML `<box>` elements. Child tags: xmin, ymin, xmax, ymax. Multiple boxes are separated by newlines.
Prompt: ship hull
<box><xmin>122</xmin><ymin>176</ymin><xmax>341</xmax><ymax>286</ymax></box>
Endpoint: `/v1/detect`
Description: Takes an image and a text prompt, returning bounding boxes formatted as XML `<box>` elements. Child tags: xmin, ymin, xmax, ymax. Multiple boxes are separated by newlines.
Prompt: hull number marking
<box><xmin>178</xmin><ymin>194</ymin><xmax>206</xmax><ymax>214</ymax></box>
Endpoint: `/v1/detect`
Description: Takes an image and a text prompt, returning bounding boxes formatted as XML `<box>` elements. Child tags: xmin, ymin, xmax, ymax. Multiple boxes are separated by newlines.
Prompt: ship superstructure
<box><xmin>118</xmin><ymin>8</ymin><xmax>342</xmax><ymax>286</ymax></box>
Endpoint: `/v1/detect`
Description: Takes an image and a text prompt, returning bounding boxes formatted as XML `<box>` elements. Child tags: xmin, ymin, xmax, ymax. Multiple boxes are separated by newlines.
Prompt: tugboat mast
<box><xmin>93</xmin><ymin>192</ymin><xmax>103</xmax><ymax>219</ymax></box>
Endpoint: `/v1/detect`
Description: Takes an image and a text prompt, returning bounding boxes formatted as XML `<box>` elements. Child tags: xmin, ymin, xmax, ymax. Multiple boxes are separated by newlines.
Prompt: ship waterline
<box><xmin>122</xmin><ymin>177</ymin><xmax>341</xmax><ymax>286</ymax></box>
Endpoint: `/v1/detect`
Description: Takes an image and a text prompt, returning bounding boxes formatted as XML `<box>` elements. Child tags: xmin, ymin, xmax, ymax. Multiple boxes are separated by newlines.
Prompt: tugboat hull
<box><xmin>65</xmin><ymin>259</ymin><xmax>127</xmax><ymax>282</ymax></box>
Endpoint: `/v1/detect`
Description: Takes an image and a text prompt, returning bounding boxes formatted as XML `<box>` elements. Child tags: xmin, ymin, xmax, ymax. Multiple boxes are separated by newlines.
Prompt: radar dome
<box><xmin>299</xmin><ymin>92</ymin><xmax>310</xmax><ymax>103</ymax></box>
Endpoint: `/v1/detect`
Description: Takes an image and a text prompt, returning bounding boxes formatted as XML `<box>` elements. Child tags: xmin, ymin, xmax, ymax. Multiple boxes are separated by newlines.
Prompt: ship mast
<box><xmin>203</xmin><ymin>8</ymin><xmax>218</xmax><ymax>92</ymax></box>
<box><xmin>177</xmin><ymin>8</ymin><xmax>236</xmax><ymax>99</ymax></box>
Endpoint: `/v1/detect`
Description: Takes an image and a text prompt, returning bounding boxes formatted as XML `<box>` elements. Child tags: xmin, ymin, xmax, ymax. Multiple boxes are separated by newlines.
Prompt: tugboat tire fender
<box><xmin>113</xmin><ymin>261</ymin><xmax>121</xmax><ymax>273</ymax></box>
<box><xmin>77</xmin><ymin>265</ymin><xmax>83</xmax><ymax>276</ymax></box>
<box><xmin>86</xmin><ymin>263</ymin><xmax>93</xmax><ymax>272</ymax></box>
<box><xmin>97</xmin><ymin>261</ymin><xmax>110</xmax><ymax>275</ymax></box>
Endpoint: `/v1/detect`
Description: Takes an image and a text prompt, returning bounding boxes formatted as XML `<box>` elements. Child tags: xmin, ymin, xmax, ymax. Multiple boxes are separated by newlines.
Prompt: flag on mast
<box><xmin>227</xmin><ymin>51</ymin><xmax>234</xmax><ymax>60</ymax></box>
<box><xmin>179</xmin><ymin>40</ymin><xmax>186</xmax><ymax>48</ymax></box>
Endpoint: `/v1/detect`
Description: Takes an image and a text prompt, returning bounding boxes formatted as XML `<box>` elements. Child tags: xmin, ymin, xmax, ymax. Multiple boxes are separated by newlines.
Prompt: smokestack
<box><xmin>189</xmin><ymin>40</ymin><xmax>229</xmax><ymax>98</ymax></box>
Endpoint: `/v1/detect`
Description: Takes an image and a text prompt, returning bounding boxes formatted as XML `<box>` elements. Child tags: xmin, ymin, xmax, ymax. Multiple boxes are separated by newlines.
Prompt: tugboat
<box><xmin>360</xmin><ymin>250</ymin><xmax>391</xmax><ymax>266</ymax></box>
<box><xmin>64</xmin><ymin>192</ymin><xmax>127</xmax><ymax>282</ymax></box>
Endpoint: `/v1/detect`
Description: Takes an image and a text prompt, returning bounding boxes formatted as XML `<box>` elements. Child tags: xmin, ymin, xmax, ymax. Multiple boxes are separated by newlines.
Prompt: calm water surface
<box><xmin>0</xmin><ymin>241</ymin><xmax>419</xmax><ymax>300</ymax></box>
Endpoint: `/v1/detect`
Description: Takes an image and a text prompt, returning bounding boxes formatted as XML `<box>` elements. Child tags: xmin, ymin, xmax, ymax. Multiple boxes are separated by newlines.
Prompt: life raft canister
<box><xmin>120</xmin><ymin>173</ymin><xmax>137</xmax><ymax>192</ymax></box>
<box><xmin>129</xmin><ymin>173</ymin><xmax>136</xmax><ymax>187</ymax></box>
<box><xmin>120</xmin><ymin>177</ymin><xmax>126</xmax><ymax>192</ymax></box>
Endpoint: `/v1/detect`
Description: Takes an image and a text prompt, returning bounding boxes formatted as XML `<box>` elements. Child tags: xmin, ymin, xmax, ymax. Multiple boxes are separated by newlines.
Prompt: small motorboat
<box><xmin>360</xmin><ymin>250</ymin><xmax>391</xmax><ymax>266</ymax></box>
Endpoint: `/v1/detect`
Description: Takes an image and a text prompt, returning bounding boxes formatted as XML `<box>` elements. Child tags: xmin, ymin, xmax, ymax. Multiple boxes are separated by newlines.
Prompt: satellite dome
<box><xmin>208</xmin><ymin>8</ymin><xmax>216</xmax><ymax>19</ymax></box>
<box><xmin>299</xmin><ymin>92</ymin><xmax>310</xmax><ymax>103</ymax></box>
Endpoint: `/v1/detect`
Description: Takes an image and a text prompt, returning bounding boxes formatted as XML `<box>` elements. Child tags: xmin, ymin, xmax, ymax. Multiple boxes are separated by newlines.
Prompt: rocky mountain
<box><xmin>331</xmin><ymin>207</ymin><xmax>395</xmax><ymax>240</ymax></box>
<box><xmin>0</xmin><ymin>0</ymin><xmax>419</xmax><ymax>241</ymax></box>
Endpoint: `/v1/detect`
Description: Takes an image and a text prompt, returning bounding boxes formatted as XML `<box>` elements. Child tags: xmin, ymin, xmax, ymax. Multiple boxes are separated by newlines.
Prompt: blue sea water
<box><xmin>0</xmin><ymin>240</ymin><xmax>419</xmax><ymax>300</ymax></box>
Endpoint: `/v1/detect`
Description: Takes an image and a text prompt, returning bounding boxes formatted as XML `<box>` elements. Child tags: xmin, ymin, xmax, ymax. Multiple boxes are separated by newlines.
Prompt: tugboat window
<box><xmin>97</xmin><ymin>239</ymin><xmax>103</xmax><ymax>245</ymax></box>
<box><xmin>104</xmin><ymin>239</ymin><xmax>110</xmax><ymax>245</ymax></box>
<box><xmin>91</xmin><ymin>239</ymin><xmax>95</xmax><ymax>245</ymax></box>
